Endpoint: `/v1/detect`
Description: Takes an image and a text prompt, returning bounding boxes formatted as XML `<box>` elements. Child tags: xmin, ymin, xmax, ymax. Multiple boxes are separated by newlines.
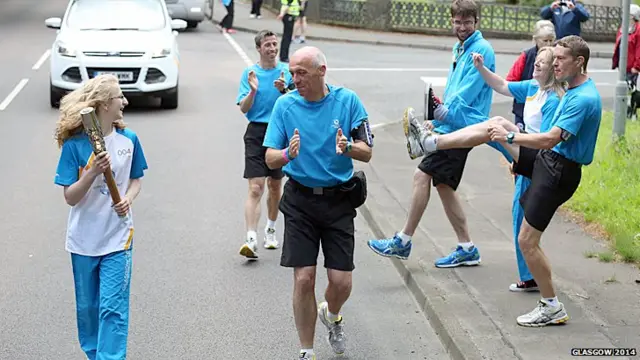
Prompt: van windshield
<box><xmin>65</xmin><ymin>0</ymin><xmax>166</xmax><ymax>31</ymax></box>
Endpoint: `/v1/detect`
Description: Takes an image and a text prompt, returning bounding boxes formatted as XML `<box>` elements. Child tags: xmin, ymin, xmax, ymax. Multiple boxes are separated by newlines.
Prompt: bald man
<box><xmin>263</xmin><ymin>46</ymin><xmax>374</xmax><ymax>360</ymax></box>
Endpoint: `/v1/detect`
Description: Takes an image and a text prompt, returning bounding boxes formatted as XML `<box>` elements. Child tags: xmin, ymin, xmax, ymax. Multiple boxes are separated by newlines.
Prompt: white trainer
<box><xmin>264</xmin><ymin>228</ymin><xmax>279</xmax><ymax>249</ymax></box>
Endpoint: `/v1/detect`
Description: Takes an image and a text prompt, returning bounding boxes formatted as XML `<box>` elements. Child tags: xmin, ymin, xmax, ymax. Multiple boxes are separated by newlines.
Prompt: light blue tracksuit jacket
<box><xmin>432</xmin><ymin>30</ymin><xmax>513</xmax><ymax>162</ymax></box>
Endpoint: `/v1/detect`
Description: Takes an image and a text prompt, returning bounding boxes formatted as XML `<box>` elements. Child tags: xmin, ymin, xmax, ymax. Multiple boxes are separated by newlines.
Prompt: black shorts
<box><xmin>278</xmin><ymin>178</ymin><xmax>357</xmax><ymax>271</ymax></box>
<box><xmin>243</xmin><ymin>122</ymin><xmax>284</xmax><ymax>180</ymax></box>
<box><xmin>417</xmin><ymin>148</ymin><xmax>472</xmax><ymax>191</ymax></box>
<box><xmin>299</xmin><ymin>1</ymin><xmax>307</xmax><ymax>17</ymax></box>
<box><xmin>513</xmin><ymin>147</ymin><xmax>582</xmax><ymax>232</ymax></box>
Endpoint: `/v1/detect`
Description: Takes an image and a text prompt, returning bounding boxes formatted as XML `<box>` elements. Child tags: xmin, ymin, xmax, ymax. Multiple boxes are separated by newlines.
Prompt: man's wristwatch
<box><xmin>345</xmin><ymin>142</ymin><xmax>352</xmax><ymax>153</ymax></box>
<box><xmin>506</xmin><ymin>132</ymin><xmax>515</xmax><ymax>144</ymax></box>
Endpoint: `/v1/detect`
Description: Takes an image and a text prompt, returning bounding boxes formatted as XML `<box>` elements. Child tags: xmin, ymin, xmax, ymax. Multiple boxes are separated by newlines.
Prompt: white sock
<box><xmin>266</xmin><ymin>219</ymin><xmax>276</xmax><ymax>230</ymax></box>
<box><xmin>459</xmin><ymin>242</ymin><xmax>474</xmax><ymax>251</ymax></box>
<box><xmin>398</xmin><ymin>232</ymin><xmax>411</xmax><ymax>246</ymax></box>
<box><xmin>327</xmin><ymin>310</ymin><xmax>340</xmax><ymax>323</ymax></box>
<box><xmin>300</xmin><ymin>349</ymin><xmax>314</xmax><ymax>356</ymax></box>
<box><xmin>543</xmin><ymin>296</ymin><xmax>559</xmax><ymax>307</ymax></box>
<box><xmin>434</xmin><ymin>103</ymin><xmax>449</xmax><ymax>121</ymax></box>
<box><xmin>247</xmin><ymin>231</ymin><xmax>257</xmax><ymax>242</ymax></box>
<box><xmin>421</xmin><ymin>134</ymin><xmax>439</xmax><ymax>152</ymax></box>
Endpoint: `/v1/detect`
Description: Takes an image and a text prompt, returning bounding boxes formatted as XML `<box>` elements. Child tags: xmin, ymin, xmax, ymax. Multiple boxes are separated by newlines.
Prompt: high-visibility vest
<box><xmin>281</xmin><ymin>0</ymin><xmax>300</xmax><ymax>16</ymax></box>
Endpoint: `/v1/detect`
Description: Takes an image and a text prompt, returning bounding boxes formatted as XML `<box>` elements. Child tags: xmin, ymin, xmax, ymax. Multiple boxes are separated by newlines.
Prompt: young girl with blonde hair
<box><xmin>54</xmin><ymin>74</ymin><xmax>148</xmax><ymax>360</ymax></box>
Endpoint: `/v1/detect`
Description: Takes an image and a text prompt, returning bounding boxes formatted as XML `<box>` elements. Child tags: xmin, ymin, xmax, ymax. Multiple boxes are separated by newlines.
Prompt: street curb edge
<box><xmin>353</xmin><ymin>151</ymin><xmax>523</xmax><ymax>360</ymax></box>
<box><xmin>358</xmin><ymin>202</ymin><xmax>472</xmax><ymax>360</ymax></box>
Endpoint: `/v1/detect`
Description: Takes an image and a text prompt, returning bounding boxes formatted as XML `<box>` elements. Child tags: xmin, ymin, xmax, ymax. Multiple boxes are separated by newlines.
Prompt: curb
<box><xmin>216</xmin><ymin>20</ymin><xmax>614</xmax><ymax>59</ymax></box>
<box><xmin>355</xmin><ymin>158</ymin><xmax>523</xmax><ymax>360</ymax></box>
<box><xmin>358</xmin><ymin>204</ymin><xmax>471</xmax><ymax>360</ymax></box>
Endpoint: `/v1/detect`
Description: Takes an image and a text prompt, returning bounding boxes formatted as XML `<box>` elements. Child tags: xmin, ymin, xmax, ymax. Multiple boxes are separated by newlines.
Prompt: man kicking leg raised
<box><xmin>406</xmin><ymin>36</ymin><xmax>602</xmax><ymax>326</ymax></box>
<box><xmin>367</xmin><ymin>0</ymin><xmax>512</xmax><ymax>268</ymax></box>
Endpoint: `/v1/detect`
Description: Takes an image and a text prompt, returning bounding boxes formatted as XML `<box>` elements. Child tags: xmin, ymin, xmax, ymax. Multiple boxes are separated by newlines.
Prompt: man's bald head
<box><xmin>289</xmin><ymin>46</ymin><xmax>328</xmax><ymax>101</ymax></box>
<box><xmin>291</xmin><ymin>46</ymin><xmax>327</xmax><ymax>69</ymax></box>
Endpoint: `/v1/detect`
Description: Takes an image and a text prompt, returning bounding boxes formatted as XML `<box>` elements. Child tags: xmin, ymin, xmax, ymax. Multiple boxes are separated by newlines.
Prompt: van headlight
<box><xmin>152</xmin><ymin>48</ymin><xmax>171</xmax><ymax>58</ymax></box>
<box><xmin>57</xmin><ymin>42</ymin><xmax>77</xmax><ymax>57</ymax></box>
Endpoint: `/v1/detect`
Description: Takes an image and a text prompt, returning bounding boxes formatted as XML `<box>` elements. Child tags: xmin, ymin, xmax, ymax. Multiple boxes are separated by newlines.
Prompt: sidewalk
<box><xmin>357</xmin><ymin>124</ymin><xmax>640</xmax><ymax>359</ymax></box>
<box><xmin>212</xmin><ymin>0</ymin><xmax>615</xmax><ymax>59</ymax></box>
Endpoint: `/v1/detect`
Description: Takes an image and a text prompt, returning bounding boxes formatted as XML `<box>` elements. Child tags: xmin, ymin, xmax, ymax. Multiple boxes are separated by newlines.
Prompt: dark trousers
<box><xmin>251</xmin><ymin>0</ymin><xmax>263</xmax><ymax>16</ymax></box>
<box><xmin>280</xmin><ymin>14</ymin><xmax>296</xmax><ymax>62</ymax></box>
<box><xmin>221</xmin><ymin>0</ymin><xmax>234</xmax><ymax>29</ymax></box>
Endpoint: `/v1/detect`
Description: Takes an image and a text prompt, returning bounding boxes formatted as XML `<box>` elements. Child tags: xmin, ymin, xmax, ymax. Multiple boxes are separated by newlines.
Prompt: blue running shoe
<box><xmin>434</xmin><ymin>245</ymin><xmax>481</xmax><ymax>268</ymax></box>
<box><xmin>367</xmin><ymin>235</ymin><xmax>412</xmax><ymax>260</ymax></box>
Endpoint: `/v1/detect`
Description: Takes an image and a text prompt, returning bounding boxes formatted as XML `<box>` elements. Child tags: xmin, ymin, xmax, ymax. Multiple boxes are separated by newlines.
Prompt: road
<box><xmin>0</xmin><ymin>1</ymin><xmax>620</xmax><ymax>359</ymax></box>
<box><xmin>0</xmin><ymin>1</ymin><xmax>448</xmax><ymax>360</ymax></box>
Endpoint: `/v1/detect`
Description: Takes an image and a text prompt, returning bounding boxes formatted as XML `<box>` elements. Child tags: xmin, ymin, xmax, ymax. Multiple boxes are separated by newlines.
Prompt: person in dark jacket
<box><xmin>540</xmin><ymin>0</ymin><xmax>589</xmax><ymax>38</ymax></box>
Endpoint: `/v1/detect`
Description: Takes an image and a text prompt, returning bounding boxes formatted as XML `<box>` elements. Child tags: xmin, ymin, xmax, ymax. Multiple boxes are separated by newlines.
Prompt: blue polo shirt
<box><xmin>543</xmin><ymin>78</ymin><xmax>602</xmax><ymax>165</ymax></box>
<box><xmin>236</xmin><ymin>62</ymin><xmax>293</xmax><ymax>124</ymax></box>
<box><xmin>263</xmin><ymin>84</ymin><xmax>369</xmax><ymax>188</ymax></box>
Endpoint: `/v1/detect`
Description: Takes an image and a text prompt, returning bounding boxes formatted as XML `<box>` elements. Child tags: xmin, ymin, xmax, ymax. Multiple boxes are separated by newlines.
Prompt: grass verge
<box><xmin>564</xmin><ymin>111</ymin><xmax>640</xmax><ymax>264</ymax></box>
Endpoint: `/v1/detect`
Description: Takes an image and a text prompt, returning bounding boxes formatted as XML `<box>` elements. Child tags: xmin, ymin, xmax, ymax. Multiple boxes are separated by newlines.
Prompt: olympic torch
<box><xmin>80</xmin><ymin>107</ymin><xmax>123</xmax><ymax>209</ymax></box>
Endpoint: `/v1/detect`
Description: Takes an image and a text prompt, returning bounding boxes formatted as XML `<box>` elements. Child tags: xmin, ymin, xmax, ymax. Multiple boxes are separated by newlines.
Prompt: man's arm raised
<box><xmin>341</xmin><ymin>93</ymin><xmax>373</xmax><ymax>163</ymax></box>
<box><xmin>237</xmin><ymin>70</ymin><xmax>258</xmax><ymax>114</ymax></box>
<box><xmin>472</xmin><ymin>52</ymin><xmax>512</xmax><ymax>97</ymax></box>
<box><xmin>336</xmin><ymin>128</ymin><xmax>372</xmax><ymax>163</ymax></box>
<box><xmin>263</xmin><ymin>98</ymin><xmax>294</xmax><ymax>169</ymax></box>
<box><xmin>489</xmin><ymin>124</ymin><xmax>563</xmax><ymax>150</ymax></box>
<box><xmin>266</xmin><ymin>129</ymin><xmax>299</xmax><ymax>169</ymax></box>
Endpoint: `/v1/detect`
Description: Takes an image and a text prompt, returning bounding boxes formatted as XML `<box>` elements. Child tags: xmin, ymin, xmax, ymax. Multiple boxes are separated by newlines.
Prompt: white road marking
<box><xmin>0</xmin><ymin>79</ymin><xmax>29</xmax><ymax>111</ymax></box>
<box><xmin>222</xmin><ymin>32</ymin><xmax>253</xmax><ymax>67</ymax></box>
<box><xmin>371</xmin><ymin>119</ymin><xmax>403</xmax><ymax>130</ymax></box>
<box><xmin>32</xmin><ymin>49</ymin><xmax>51</xmax><ymax>70</ymax></box>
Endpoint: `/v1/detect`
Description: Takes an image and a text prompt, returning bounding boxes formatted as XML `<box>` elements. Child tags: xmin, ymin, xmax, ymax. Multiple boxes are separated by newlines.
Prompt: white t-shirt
<box><xmin>522</xmin><ymin>87</ymin><xmax>547</xmax><ymax>134</ymax></box>
<box><xmin>54</xmin><ymin>128</ymin><xmax>148</xmax><ymax>257</ymax></box>
<box><xmin>507</xmin><ymin>79</ymin><xmax>561</xmax><ymax>135</ymax></box>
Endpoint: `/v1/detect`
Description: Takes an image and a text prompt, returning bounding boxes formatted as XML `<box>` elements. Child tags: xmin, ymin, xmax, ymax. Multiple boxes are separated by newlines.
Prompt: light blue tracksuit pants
<box><xmin>512</xmin><ymin>175</ymin><xmax>533</xmax><ymax>282</ymax></box>
<box><xmin>71</xmin><ymin>249</ymin><xmax>132</xmax><ymax>360</ymax></box>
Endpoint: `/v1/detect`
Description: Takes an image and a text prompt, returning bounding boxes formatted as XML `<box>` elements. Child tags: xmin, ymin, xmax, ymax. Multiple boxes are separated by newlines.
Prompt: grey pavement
<box><xmin>357</xmin><ymin>115</ymin><xmax>640</xmax><ymax>358</ymax></box>
<box><xmin>222</xmin><ymin>7</ymin><xmax>640</xmax><ymax>360</ymax></box>
<box><xmin>0</xmin><ymin>1</ymin><xmax>448</xmax><ymax>359</ymax></box>
<box><xmin>213</xmin><ymin>0</ymin><xmax>616</xmax><ymax>59</ymax></box>
<box><xmin>1</xmin><ymin>1</ymin><xmax>636</xmax><ymax>359</ymax></box>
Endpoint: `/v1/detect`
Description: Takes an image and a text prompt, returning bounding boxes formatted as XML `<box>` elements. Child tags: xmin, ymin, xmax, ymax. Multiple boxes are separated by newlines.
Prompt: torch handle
<box><xmin>103</xmin><ymin>165</ymin><xmax>122</xmax><ymax>205</ymax></box>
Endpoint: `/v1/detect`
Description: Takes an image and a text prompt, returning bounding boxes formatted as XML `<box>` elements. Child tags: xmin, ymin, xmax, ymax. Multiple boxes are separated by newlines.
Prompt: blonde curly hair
<box><xmin>54</xmin><ymin>74</ymin><xmax>126</xmax><ymax>148</ymax></box>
